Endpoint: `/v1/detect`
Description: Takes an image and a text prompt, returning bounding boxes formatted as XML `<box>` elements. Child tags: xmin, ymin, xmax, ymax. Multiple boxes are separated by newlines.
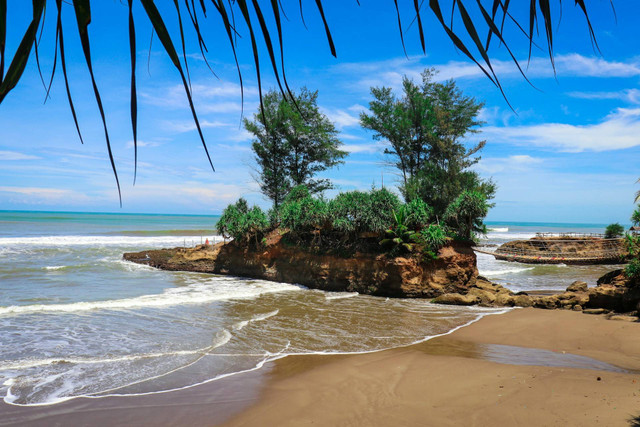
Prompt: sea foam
<box><xmin>0</xmin><ymin>279</ymin><xmax>301</xmax><ymax>316</ymax></box>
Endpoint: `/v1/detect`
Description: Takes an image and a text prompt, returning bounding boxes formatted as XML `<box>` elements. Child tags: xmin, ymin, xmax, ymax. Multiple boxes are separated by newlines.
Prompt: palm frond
<box><xmin>0</xmin><ymin>0</ymin><xmax>611</xmax><ymax>203</ymax></box>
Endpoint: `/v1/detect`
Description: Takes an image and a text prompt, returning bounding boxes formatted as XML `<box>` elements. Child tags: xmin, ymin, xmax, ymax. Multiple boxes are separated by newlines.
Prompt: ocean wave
<box><xmin>0</xmin><ymin>279</ymin><xmax>301</xmax><ymax>316</ymax></box>
<box><xmin>325</xmin><ymin>292</ymin><xmax>359</xmax><ymax>301</ymax></box>
<box><xmin>0</xmin><ymin>235</ymin><xmax>223</xmax><ymax>247</ymax></box>
<box><xmin>484</xmin><ymin>232</ymin><xmax>536</xmax><ymax>241</ymax></box>
<box><xmin>43</xmin><ymin>266</ymin><xmax>67</xmax><ymax>271</ymax></box>
<box><xmin>487</xmin><ymin>227</ymin><xmax>509</xmax><ymax>232</ymax></box>
<box><xmin>480</xmin><ymin>266</ymin><xmax>536</xmax><ymax>276</ymax></box>
<box><xmin>233</xmin><ymin>309</ymin><xmax>279</xmax><ymax>330</ymax></box>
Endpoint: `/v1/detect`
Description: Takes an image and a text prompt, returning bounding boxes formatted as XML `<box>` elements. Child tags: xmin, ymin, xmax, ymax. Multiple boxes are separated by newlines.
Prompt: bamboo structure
<box><xmin>475</xmin><ymin>237</ymin><xmax>627</xmax><ymax>265</ymax></box>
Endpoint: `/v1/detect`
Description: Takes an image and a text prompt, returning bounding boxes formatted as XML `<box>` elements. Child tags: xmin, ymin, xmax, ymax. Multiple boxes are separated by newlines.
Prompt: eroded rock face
<box><xmin>122</xmin><ymin>234</ymin><xmax>640</xmax><ymax>317</ymax></box>
<box><xmin>123</xmin><ymin>232</ymin><xmax>478</xmax><ymax>298</ymax></box>
<box><xmin>587</xmin><ymin>269</ymin><xmax>640</xmax><ymax>313</ymax></box>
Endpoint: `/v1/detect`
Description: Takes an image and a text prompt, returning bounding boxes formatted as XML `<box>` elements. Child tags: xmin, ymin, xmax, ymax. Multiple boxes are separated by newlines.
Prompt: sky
<box><xmin>0</xmin><ymin>1</ymin><xmax>638</xmax><ymax>224</ymax></box>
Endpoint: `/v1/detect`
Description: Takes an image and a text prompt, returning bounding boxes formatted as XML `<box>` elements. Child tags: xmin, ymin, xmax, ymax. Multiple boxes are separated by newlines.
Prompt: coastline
<box><xmin>2</xmin><ymin>308</ymin><xmax>639</xmax><ymax>426</ymax></box>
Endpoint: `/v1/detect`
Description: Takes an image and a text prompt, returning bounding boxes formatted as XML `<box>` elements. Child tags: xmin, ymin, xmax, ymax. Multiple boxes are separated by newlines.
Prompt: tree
<box><xmin>244</xmin><ymin>91</ymin><xmax>292</xmax><ymax>211</ymax></box>
<box><xmin>632</xmin><ymin>207</ymin><xmax>640</xmax><ymax>228</ymax></box>
<box><xmin>361</xmin><ymin>69</ymin><xmax>494</xmax><ymax>217</ymax></box>
<box><xmin>443</xmin><ymin>190</ymin><xmax>490</xmax><ymax>241</ymax></box>
<box><xmin>605</xmin><ymin>223</ymin><xmax>625</xmax><ymax>239</ymax></box>
<box><xmin>244</xmin><ymin>88</ymin><xmax>347</xmax><ymax>207</ymax></box>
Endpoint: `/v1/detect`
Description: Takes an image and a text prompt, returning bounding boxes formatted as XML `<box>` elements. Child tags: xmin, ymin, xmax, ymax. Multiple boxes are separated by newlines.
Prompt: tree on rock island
<box><xmin>244</xmin><ymin>88</ymin><xmax>347</xmax><ymax>210</ymax></box>
<box><xmin>360</xmin><ymin>68</ymin><xmax>495</xmax><ymax>230</ymax></box>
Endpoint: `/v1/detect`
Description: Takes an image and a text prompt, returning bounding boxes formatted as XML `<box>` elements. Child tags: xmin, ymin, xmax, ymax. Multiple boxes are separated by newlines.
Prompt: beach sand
<box><xmin>224</xmin><ymin>308</ymin><xmax>640</xmax><ymax>427</ymax></box>
<box><xmin>2</xmin><ymin>308</ymin><xmax>639</xmax><ymax>426</ymax></box>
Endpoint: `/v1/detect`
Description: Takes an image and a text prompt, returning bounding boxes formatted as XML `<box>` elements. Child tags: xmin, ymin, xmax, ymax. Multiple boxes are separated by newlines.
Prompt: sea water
<box><xmin>0</xmin><ymin>211</ymin><xmax>509</xmax><ymax>406</ymax></box>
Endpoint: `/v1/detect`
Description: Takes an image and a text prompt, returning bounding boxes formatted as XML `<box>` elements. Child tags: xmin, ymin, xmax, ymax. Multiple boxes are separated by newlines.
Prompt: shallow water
<box><xmin>0</xmin><ymin>213</ymin><xmax>621</xmax><ymax>406</ymax></box>
<box><xmin>0</xmin><ymin>211</ymin><xmax>505</xmax><ymax>406</ymax></box>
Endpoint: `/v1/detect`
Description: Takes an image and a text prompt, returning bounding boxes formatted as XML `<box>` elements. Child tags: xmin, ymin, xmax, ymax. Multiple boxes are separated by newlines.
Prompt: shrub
<box><xmin>329</xmin><ymin>188</ymin><xmax>401</xmax><ymax>235</ymax></box>
<box><xmin>280</xmin><ymin>194</ymin><xmax>329</xmax><ymax>233</ymax></box>
<box><xmin>217</xmin><ymin>199</ymin><xmax>269</xmax><ymax>242</ymax></box>
<box><xmin>625</xmin><ymin>258</ymin><xmax>640</xmax><ymax>280</ymax></box>
<box><xmin>605</xmin><ymin>223</ymin><xmax>625</xmax><ymax>239</ymax></box>
<box><xmin>421</xmin><ymin>224</ymin><xmax>447</xmax><ymax>251</ymax></box>
<box><xmin>443</xmin><ymin>190</ymin><xmax>489</xmax><ymax>241</ymax></box>
<box><xmin>404</xmin><ymin>198</ymin><xmax>432</xmax><ymax>230</ymax></box>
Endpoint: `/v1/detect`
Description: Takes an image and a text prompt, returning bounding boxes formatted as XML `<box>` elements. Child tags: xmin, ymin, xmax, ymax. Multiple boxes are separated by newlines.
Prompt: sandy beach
<box><xmin>2</xmin><ymin>308</ymin><xmax>638</xmax><ymax>426</ymax></box>
<box><xmin>223</xmin><ymin>308</ymin><xmax>640</xmax><ymax>427</ymax></box>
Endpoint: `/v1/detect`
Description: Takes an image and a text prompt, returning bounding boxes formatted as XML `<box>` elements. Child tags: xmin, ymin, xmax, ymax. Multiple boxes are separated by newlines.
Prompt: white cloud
<box><xmin>476</xmin><ymin>155</ymin><xmax>543</xmax><ymax>174</ymax></box>
<box><xmin>323</xmin><ymin>108</ymin><xmax>360</xmax><ymax>129</ymax></box>
<box><xmin>334</xmin><ymin>54</ymin><xmax>640</xmax><ymax>91</ymax></box>
<box><xmin>482</xmin><ymin>108</ymin><xmax>640</xmax><ymax>152</ymax></box>
<box><xmin>125</xmin><ymin>140</ymin><xmax>162</xmax><ymax>149</ymax></box>
<box><xmin>567</xmin><ymin>88</ymin><xmax>640</xmax><ymax>104</ymax></box>
<box><xmin>164</xmin><ymin>119</ymin><xmax>230</xmax><ymax>133</ymax></box>
<box><xmin>342</xmin><ymin>143</ymin><xmax>380</xmax><ymax>154</ymax></box>
<box><xmin>0</xmin><ymin>150</ymin><xmax>40</xmax><ymax>161</ymax></box>
<box><xmin>0</xmin><ymin>186</ymin><xmax>88</xmax><ymax>202</ymax></box>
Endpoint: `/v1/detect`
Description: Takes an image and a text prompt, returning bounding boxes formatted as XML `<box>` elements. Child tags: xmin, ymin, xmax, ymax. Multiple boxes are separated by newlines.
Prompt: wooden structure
<box><xmin>474</xmin><ymin>237</ymin><xmax>627</xmax><ymax>265</ymax></box>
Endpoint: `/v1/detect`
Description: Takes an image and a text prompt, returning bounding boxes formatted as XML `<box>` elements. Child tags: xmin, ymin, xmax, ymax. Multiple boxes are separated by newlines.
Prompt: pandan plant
<box><xmin>379</xmin><ymin>207</ymin><xmax>419</xmax><ymax>253</ymax></box>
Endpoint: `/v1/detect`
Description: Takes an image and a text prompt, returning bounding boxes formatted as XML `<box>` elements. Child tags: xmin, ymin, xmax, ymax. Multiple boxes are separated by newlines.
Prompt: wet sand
<box><xmin>2</xmin><ymin>308</ymin><xmax>639</xmax><ymax>426</ymax></box>
<box><xmin>225</xmin><ymin>308</ymin><xmax>640</xmax><ymax>427</ymax></box>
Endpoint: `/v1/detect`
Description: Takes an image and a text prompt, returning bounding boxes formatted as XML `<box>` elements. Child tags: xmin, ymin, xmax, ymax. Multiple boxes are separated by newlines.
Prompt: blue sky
<box><xmin>0</xmin><ymin>1</ymin><xmax>638</xmax><ymax>223</ymax></box>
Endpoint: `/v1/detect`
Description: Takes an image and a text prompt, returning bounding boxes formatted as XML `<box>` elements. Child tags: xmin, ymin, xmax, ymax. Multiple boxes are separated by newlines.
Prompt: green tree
<box><xmin>361</xmin><ymin>69</ymin><xmax>494</xmax><ymax>218</ymax></box>
<box><xmin>443</xmin><ymin>190</ymin><xmax>490</xmax><ymax>241</ymax></box>
<box><xmin>632</xmin><ymin>207</ymin><xmax>640</xmax><ymax>227</ymax></box>
<box><xmin>244</xmin><ymin>88</ymin><xmax>347</xmax><ymax>207</ymax></box>
<box><xmin>244</xmin><ymin>91</ymin><xmax>292</xmax><ymax>211</ymax></box>
<box><xmin>604</xmin><ymin>223</ymin><xmax>625</xmax><ymax>239</ymax></box>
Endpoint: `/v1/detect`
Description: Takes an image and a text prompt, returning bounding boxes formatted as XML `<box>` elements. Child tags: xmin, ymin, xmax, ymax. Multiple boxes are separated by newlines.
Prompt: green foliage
<box><xmin>403</xmin><ymin>198</ymin><xmax>433</xmax><ymax>230</ymax></box>
<box><xmin>280</xmin><ymin>194</ymin><xmax>329</xmax><ymax>233</ymax></box>
<box><xmin>244</xmin><ymin>88</ymin><xmax>347</xmax><ymax>209</ymax></box>
<box><xmin>604</xmin><ymin>223</ymin><xmax>625</xmax><ymax>239</ymax></box>
<box><xmin>443</xmin><ymin>190</ymin><xmax>489</xmax><ymax>241</ymax></box>
<box><xmin>624</xmin><ymin>233</ymin><xmax>640</xmax><ymax>280</ymax></box>
<box><xmin>379</xmin><ymin>207</ymin><xmax>417</xmax><ymax>254</ymax></box>
<box><xmin>361</xmin><ymin>69</ymin><xmax>494</xmax><ymax>235</ymax></box>
<box><xmin>631</xmin><ymin>207</ymin><xmax>640</xmax><ymax>227</ymax></box>
<box><xmin>217</xmin><ymin>199</ymin><xmax>269</xmax><ymax>243</ymax></box>
<box><xmin>626</xmin><ymin>258</ymin><xmax>640</xmax><ymax>280</ymax></box>
<box><xmin>329</xmin><ymin>188</ymin><xmax>401</xmax><ymax>235</ymax></box>
<box><xmin>284</xmin><ymin>185</ymin><xmax>311</xmax><ymax>204</ymax></box>
<box><xmin>420</xmin><ymin>224</ymin><xmax>448</xmax><ymax>252</ymax></box>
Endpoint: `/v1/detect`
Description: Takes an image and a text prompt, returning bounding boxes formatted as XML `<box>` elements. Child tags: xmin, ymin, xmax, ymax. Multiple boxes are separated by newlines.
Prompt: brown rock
<box><xmin>433</xmin><ymin>293</ymin><xmax>479</xmax><ymax>306</ymax></box>
<box><xmin>513</xmin><ymin>295</ymin><xmax>533</xmax><ymax>307</ymax></box>
<box><xmin>533</xmin><ymin>295</ymin><xmax>560</xmax><ymax>310</ymax></box>
<box><xmin>123</xmin><ymin>231</ymin><xmax>479</xmax><ymax>299</ymax></box>
<box><xmin>467</xmin><ymin>288</ymin><xmax>497</xmax><ymax>305</ymax></box>
<box><xmin>495</xmin><ymin>293</ymin><xmax>515</xmax><ymax>306</ymax></box>
<box><xmin>566</xmin><ymin>281</ymin><xmax>588</xmax><ymax>293</ymax></box>
<box><xmin>608</xmin><ymin>315</ymin><xmax>638</xmax><ymax>322</ymax></box>
<box><xmin>573</xmin><ymin>305</ymin><xmax>583</xmax><ymax>311</ymax></box>
<box><xmin>583</xmin><ymin>308</ymin><xmax>609</xmax><ymax>315</ymax></box>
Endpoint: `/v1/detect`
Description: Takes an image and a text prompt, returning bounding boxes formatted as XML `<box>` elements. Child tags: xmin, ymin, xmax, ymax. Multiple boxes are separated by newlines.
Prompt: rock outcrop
<box><xmin>123</xmin><ymin>232</ymin><xmax>639</xmax><ymax>318</ymax></box>
<box><xmin>123</xmin><ymin>231</ymin><xmax>478</xmax><ymax>298</ymax></box>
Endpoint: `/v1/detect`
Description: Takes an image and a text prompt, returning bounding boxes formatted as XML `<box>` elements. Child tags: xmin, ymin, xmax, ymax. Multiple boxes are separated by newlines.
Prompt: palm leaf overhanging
<box><xmin>0</xmin><ymin>1</ymin><xmax>610</xmax><ymax>203</ymax></box>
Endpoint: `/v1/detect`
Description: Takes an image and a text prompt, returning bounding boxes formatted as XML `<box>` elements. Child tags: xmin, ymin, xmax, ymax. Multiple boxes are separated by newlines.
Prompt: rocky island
<box><xmin>124</xmin><ymin>230</ymin><xmax>640</xmax><ymax>318</ymax></box>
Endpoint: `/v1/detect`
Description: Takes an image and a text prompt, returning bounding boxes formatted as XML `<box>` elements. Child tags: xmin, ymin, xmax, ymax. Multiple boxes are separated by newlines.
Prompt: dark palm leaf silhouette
<box><xmin>0</xmin><ymin>1</ymin><xmax>611</xmax><ymax>203</ymax></box>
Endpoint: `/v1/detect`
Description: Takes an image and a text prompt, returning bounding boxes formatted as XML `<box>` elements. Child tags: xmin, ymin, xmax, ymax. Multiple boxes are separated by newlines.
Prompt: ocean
<box><xmin>0</xmin><ymin>212</ymin><xmax>623</xmax><ymax>406</ymax></box>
